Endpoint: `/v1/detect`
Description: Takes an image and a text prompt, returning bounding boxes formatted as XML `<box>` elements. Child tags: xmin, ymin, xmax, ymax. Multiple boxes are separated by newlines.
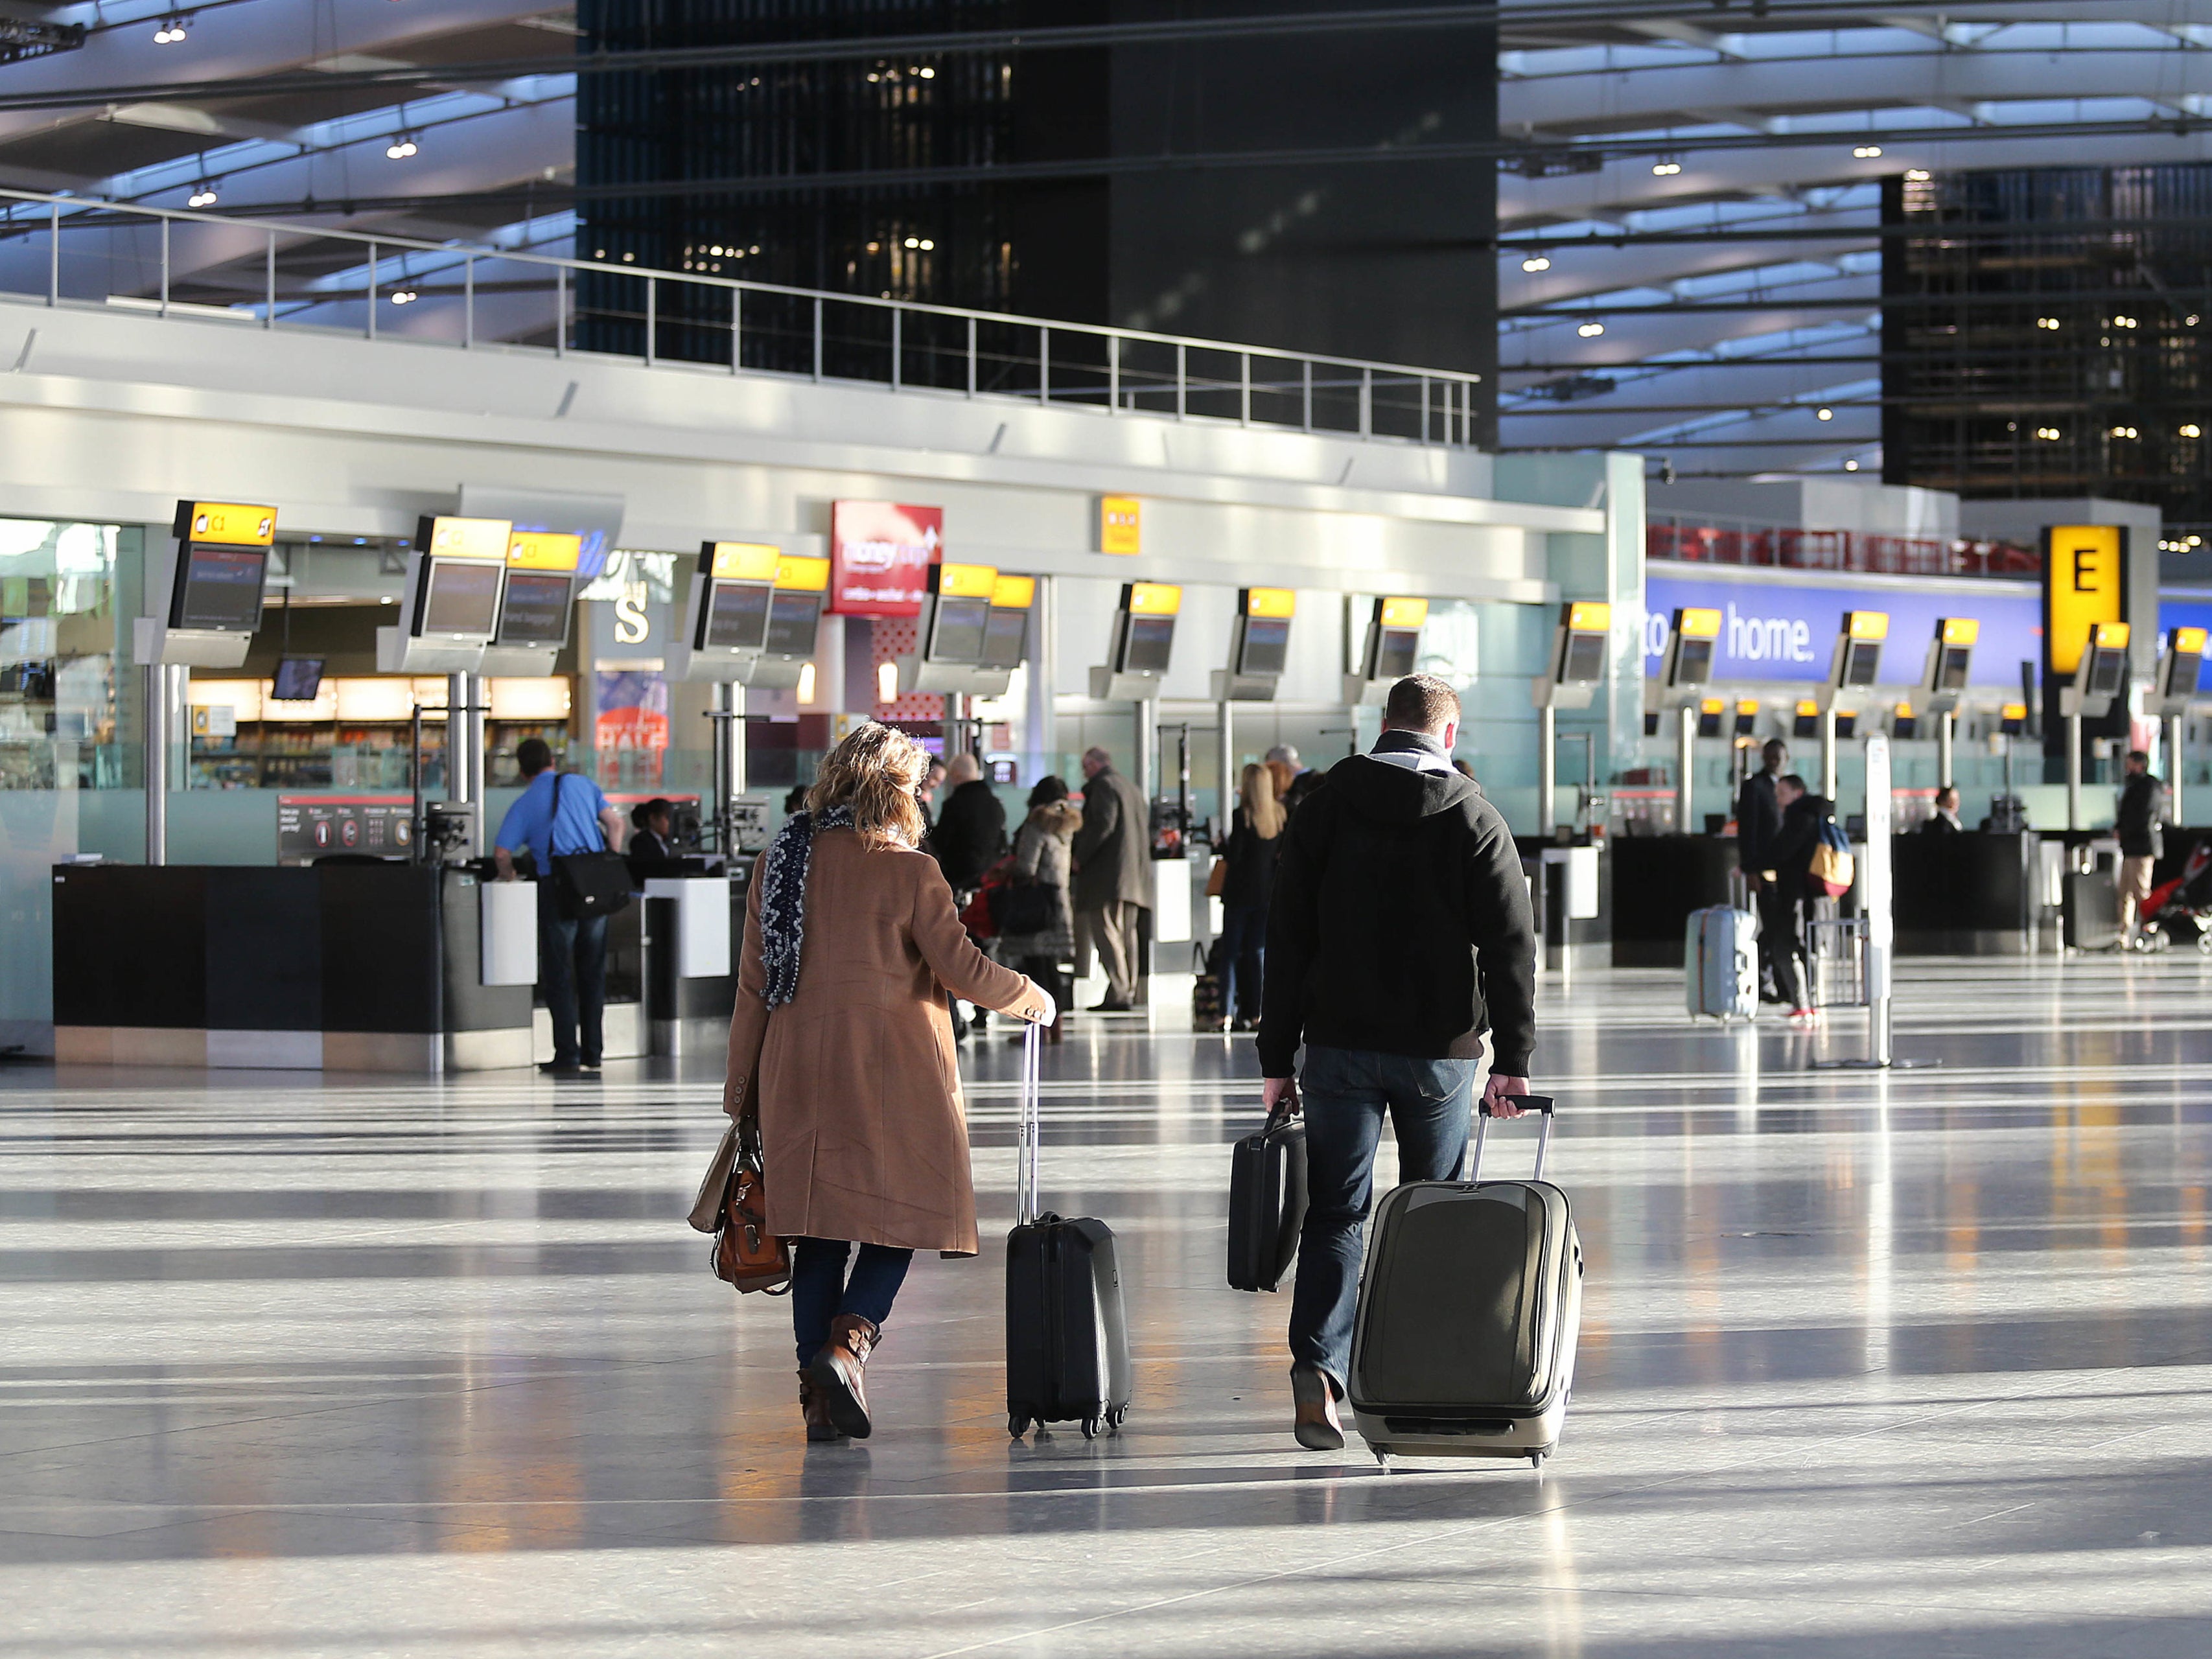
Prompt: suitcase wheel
<box><xmin>1107</xmin><ymin>1407</ymin><xmax>1126</xmax><ymax>1433</ymax></box>
<box><xmin>1008</xmin><ymin>1413</ymin><xmax>1030</xmax><ymax>1439</ymax></box>
<box><xmin>1080</xmin><ymin>1416</ymin><xmax>1101</xmax><ymax>1439</ymax></box>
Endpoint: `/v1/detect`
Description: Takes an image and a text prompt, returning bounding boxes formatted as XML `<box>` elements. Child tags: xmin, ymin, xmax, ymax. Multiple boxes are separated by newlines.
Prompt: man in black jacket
<box><xmin>2117</xmin><ymin>749</ymin><xmax>2167</xmax><ymax>940</ymax></box>
<box><xmin>927</xmin><ymin>752</ymin><xmax>1008</xmax><ymax>898</ymax></box>
<box><xmin>1258</xmin><ymin>675</ymin><xmax>1539</xmax><ymax>1451</ymax></box>
<box><xmin>1736</xmin><ymin>738</ymin><xmax>1789</xmax><ymax>1003</ymax></box>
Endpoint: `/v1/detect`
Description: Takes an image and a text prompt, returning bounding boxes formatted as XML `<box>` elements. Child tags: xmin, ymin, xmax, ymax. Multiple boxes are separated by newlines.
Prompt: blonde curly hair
<box><xmin>806</xmin><ymin>721</ymin><xmax>929</xmax><ymax>849</ymax></box>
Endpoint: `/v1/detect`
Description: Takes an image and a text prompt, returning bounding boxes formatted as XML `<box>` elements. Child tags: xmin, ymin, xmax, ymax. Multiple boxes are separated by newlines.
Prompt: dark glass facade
<box><xmin>1883</xmin><ymin>165</ymin><xmax>2212</xmax><ymax>547</ymax></box>
<box><xmin>575</xmin><ymin>1</ymin><xmax>1496</xmax><ymax>439</ymax></box>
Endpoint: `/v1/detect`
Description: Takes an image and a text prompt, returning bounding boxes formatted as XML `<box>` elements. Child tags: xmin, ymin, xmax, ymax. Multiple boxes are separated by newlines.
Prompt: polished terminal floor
<box><xmin>6</xmin><ymin>957</ymin><xmax>2212</xmax><ymax>1656</ymax></box>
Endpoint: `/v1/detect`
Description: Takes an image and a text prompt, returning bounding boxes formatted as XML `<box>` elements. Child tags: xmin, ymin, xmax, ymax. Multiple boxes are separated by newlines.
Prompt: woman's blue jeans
<box><xmin>1219</xmin><ymin>902</ymin><xmax>1268</xmax><ymax>1020</ymax></box>
<box><xmin>791</xmin><ymin>1237</ymin><xmax>914</xmax><ymax>1367</ymax></box>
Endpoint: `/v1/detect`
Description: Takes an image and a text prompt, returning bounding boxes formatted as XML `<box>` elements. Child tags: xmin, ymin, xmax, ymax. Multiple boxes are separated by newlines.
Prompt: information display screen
<box><xmin>1121</xmin><ymin>614</ymin><xmax>1176</xmax><ymax>675</ymax></box>
<box><xmin>173</xmin><ymin>545</ymin><xmax>268</xmax><ymax>631</ymax></box>
<box><xmin>763</xmin><ymin>590</ymin><xmax>824</xmax><ymax>657</ymax></box>
<box><xmin>1559</xmin><ymin>631</ymin><xmax>1607</xmax><ymax>683</ymax></box>
<box><xmin>2086</xmin><ymin>645</ymin><xmax>2128</xmax><ymax>697</ymax></box>
<box><xmin>703</xmin><ymin>581</ymin><xmax>771</xmax><ymax>651</ymax></box>
<box><xmin>1935</xmin><ymin>644</ymin><xmax>1972</xmax><ymax>691</ymax></box>
<box><xmin>928</xmin><ymin>596</ymin><xmax>990</xmax><ymax>664</ymax></box>
<box><xmin>419</xmin><ymin>559</ymin><xmax>504</xmax><ymax>637</ymax></box>
<box><xmin>496</xmin><ymin>572</ymin><xmax>572</xmax><ymax>645</ymax></box>
<box><xmin>1670</xmin><ymin>636</ymin><xmax>1714</xmax><ymax>686</ymax></box>
<box><xmin>1841</xmin><ymin>638</ymin><xmax>1883</xmax><ymax>687</ymax></box>
<box><xmin>271</xmin><ymin>658</ymin><xmax>324</xmax><ymax>701</ymax></box>
<box><xmin>1374</xmin><ymin>626</ymin><xmax>1420</xmax><ymax>680</ymax></box>
<box><xmin>1237</xmin><ymin>616</ymin><xmax>1290</xmax><ymax>677</ymax></box>
<box><xmin>981</xmin><ymin>607</ymin><xmax>1028</xmax><ymax>671</ymax></box>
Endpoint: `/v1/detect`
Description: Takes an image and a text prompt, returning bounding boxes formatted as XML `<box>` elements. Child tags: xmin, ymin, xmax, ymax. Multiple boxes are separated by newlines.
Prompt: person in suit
<box><xmin>1736</xmin><ymin>739</ymin><xmax>1789</xmax><ymax>1004</ymax></box>
<box><xmin>1071</xmin><ymin>747</ymin><xmax>1153</xmax><ymax>1010</ymax></box>
<box><xmin>1767</xmin><ymin>774</ymin><xmax>1835</xmax><ymax>1025</ymax></box>
<box><xmin>628</xmin><ymin>798</ymin><xmax>677</xmax><ymax>862</ymax></box>
<box><xmin>1922</xmin><ymin>785</ymin><xmax>1965</xmax><ymax>834</ymax></box>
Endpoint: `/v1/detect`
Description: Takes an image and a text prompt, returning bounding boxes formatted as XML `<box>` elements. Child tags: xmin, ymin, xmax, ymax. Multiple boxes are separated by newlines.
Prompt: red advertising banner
<box><xmin>830</xmin><ymin>500</ymin><xmax>940</xmax><ymax>616</ymax></box>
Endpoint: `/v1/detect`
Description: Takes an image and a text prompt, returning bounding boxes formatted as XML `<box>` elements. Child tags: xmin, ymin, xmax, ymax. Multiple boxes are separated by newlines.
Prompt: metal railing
<box><xmin>0</xmin><ymin>186</ymin><xmax>1483</xmax><ymax>448</ymax></box>
<box><xmin>1649</xmin><ymin>516</ymin><xmax>2040</xmax><ymax>579</ymax></box>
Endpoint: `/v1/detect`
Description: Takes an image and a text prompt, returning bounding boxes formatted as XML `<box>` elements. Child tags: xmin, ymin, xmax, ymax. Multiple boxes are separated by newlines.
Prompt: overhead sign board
<box><xmin>506</xmin><ymin>531</ymin><xmax>582</xmax><ymax>572</ymax></box>
<box><xmin>1100</xmin><ymin>496</ymin><xmax>1142</xmax><ymax>555</ymax></box>
<box><xmin>830</xmin><ymin>500</ymin><xmax>940</xmax><ymax>616</ymax></box>
<box><xmin>175</xmin><ymin>501</ymin><xmax>277</xmax><ymax>546</ymax></box>
<box><xmin>2042</xmin><ymin>524</ymin><xmax>2127</xmax><ymax>676</ymax></box>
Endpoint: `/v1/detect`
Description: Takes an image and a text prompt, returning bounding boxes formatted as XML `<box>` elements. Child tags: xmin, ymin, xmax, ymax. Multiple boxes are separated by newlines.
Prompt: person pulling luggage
<box><xmin>1257</xmin><ymin>674</ymin><xmax>1539</xmax><ymax>1451</ymax></box>
<box><xmin>722</xmin><ymin>723</ymin><xmax>1056</xmax><ymax>1443</ymax></box>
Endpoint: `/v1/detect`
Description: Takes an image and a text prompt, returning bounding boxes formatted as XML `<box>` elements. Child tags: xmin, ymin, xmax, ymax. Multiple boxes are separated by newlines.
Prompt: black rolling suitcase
<box><xmin>1227</xmin><ymin>1084</ymin><xmax>1307</xmax><ymax>1292</ymax></box>
<box><xmin>2064</xmin><ymin>869</ymin><xmax>2121</xmax><ymax>950</ymax></box>
<box><xmin>1347</xmin><ymin>1098</ymin><xmax>1581</xmax><ymax>1470</ymax></box>
<box><xmin>1006</xmin><ymin>1021</ymin><xmax>1132</xmax><ymax>1439</ymax></box>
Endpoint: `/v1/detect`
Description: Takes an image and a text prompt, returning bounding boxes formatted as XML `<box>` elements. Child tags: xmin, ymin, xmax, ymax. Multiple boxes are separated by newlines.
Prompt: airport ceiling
<box><xmin>1</xmin><ymin>3</ymin><xmax>2209</xmax><ymax>482</ymax></box>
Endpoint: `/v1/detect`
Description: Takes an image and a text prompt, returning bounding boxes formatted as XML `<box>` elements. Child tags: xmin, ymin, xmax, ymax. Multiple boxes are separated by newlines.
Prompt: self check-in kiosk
<box><xmin>378</xmin><ymin>515</ymin><xmax>510</xmax><ymax>675</ymax></box>
<box><xmin>2159</xmin><ymin>625</ymin><xmax>2206</xmax><ymax>822</ymax></box>
<box><xmin>1344</xmin><ymin>596</ymin><xmax>1426</xmax><ymax>706</ymax></box>
<box><xmin>2060</xmin><ymin>620</ymin><xmax>2131</xmax><ymax>830</ymax></box>
<box><xmin>1531</xmin><ymin>600</ymin><xmax>1611</xmax><ymax>839</ymax></box>
<box><xmin>1093</xmin><ymin>581</ymin><xmax>1181</xmax><ymax>702</ymax></box>
<box><xmin>1659</xmin><ymin>605</ymin><xmax>1720</xmax><ymax>834</ymax></box>
<box><xmin>1814</xmin><ymin>609</ymin><xmax>1887</xmax><ymax>801</ymax></box>
<box><xmin>898</xmin><ymin>562</ymin><xmax>1021</xmax><ymax>697</ymax></box>
<box><xmin>480</xmin><ymin>531</ymin><xmax>581</xmax><ymax>676</ymax></box>
<box><xmin>1211</xmin><ymin>586</ymin><xmax>1296</xmax><ymax>826</ymax></box>
<box><xmin>1917</xmin><ymin>616</ymin><xmax>1979</xmax><ymax>791</ymax></box>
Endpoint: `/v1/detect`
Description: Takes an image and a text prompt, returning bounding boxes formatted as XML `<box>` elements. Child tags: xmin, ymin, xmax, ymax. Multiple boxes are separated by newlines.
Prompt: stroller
<box><xmin>2134</xmin><ymin>839</ymin><xmax>2212</xmax><ymax>952</ymax></box>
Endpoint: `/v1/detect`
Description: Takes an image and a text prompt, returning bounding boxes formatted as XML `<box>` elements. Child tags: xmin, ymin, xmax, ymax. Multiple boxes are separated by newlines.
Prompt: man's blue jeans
<box><xmin>1287</xmin><ymin>1045</ymin><xmax>1480</xmax><ymax>1389</ymax></box>
<box><xmin>537</xmin><ymin>881</ymin><xmax>608</xmax><ymax>1066</ymax></box>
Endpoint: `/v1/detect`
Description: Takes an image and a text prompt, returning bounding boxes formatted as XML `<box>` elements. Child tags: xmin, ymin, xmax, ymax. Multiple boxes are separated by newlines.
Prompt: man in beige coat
<box><xmin>1071</xmin><ymin>746</ymin><xmax>1153</xmax><ymax>1010</ymax></box>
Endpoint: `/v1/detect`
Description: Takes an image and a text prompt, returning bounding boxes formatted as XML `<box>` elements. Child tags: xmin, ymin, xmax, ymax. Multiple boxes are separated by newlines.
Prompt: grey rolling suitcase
<box><xmin>1005</xmin><ymin>1021</ymin><xmax>1133</xmax><ymax>1439</ymax></box>
<box><xmin>1686</xmin><ymin>904</ymin><xmax>1758</xmax><ymax>1021</ymax></box>
<box><xmin>1347</xmin><ymin>1098</ymin><xmax>1582</xmax><ymax>1469</ymax></box>
<box><xmin>2064</xmin><ymin>870</ymin><xmax>2121</xmax><ymax>950</ymax></box>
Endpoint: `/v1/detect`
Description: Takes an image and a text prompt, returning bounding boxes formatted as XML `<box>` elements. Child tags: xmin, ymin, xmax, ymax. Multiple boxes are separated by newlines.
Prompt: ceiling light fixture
<box><xmin>1577</xmin><ymin>321</ymin><xmax>1605</xmax><ymax>338</ymax></box>
<box><xmin>2183</xmin><ymin>424</ymin><xmax>2204</xmax><ymax>439</ymax></box>
<box><xmin>1853</xmin><ymin>145</ymin><xmax>1883</xmax><ymax>159</ymax></box>
<box><xmin>1651</xmin><ymin>159</ymin><xmax>1681</xmax><ymax>176</ymax></box>
<box><xmin>391</xmin><ymin>288</ymin><xmax>417</xmax><ymax>305</ymax></box>
<box><xmin>187</xmin><ymin>182</ymin><xmax>218</xmax><ymax>208</ymax></box>
<box><xmin>385</xmin><ymin>132</ymin><xmax>419</xmax><ymax>160</ymax></box>
<box><xmin>1905</xmin><ymin>168</ymin><xmax>1931</xmax><ymax>181</ymax></box>
<box><xmin>1817</xmin><ymin>407</ymin><xmax>1834</xmax><ymax>421</ymax></box>
<box><xmin>153</xmin><ymin>16</ymin><xmax>190</xmax><ymax>43</ymax></box>
<box><xmin>1522</xmin><ymin>255</ymin><xmax>1551</xmax><ymax>272</ymax></box>
<box><xmin>1845</xmin><ymin>459</ymin><xmax>1860</xmax><ymax>470</ymax></box>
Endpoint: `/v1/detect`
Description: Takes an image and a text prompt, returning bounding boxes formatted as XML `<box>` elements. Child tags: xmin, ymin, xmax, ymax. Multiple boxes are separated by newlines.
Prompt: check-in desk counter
<box><xmin>54</xmin><ymin>863</ymin><xmax>534</xmax><ymax>1071</ymax></box>
<box><xmin>643</xmin><ymin>874</ymin><xmax>739</xmax><ymax>1056</ymax></box>
<box><xmin>1514</xmin><ymin>839</ymin><xmax>1611</xmax><ymax>977</ymax></box>
<box><xmin>1607</xmin><ymin>835</ymin><xmax>1738</xmax><ymax>967</ymax></box>
<box><xmin>1891</xmin><ymin>831</ymin><xmax>2039</xmax><ymax>955</ymax></box>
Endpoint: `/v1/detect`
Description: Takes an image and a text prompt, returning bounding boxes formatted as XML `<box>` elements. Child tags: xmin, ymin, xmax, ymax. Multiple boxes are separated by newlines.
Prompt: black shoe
<box><xmin>540</xmin><ymin>1060</ymin><xmax>581</xmax><ymax>1076</ymax></box>
<box><xmin>579</xmin><ymin>1058</ymin><xmax>602</xmax><ymax>1073</ymax></box>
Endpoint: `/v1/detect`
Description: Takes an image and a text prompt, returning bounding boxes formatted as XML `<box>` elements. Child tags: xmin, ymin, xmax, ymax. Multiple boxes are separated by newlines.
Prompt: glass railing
<box><xmin>0</xmin><ymin>186</ymin><xmax>1482</xmax><ymax>448</ymax></box>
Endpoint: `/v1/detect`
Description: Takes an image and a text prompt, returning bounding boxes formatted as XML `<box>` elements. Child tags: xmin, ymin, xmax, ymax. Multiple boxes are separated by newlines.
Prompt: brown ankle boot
<box><xmin>797</xmin><ymin>1369</ymin><xmax>841</xmax><ymax>1443</ymax></box>
<box><xmin>806</xmin><ymin>1315</ymin><xmax>880</xmax><ymax>1439</ymax></box>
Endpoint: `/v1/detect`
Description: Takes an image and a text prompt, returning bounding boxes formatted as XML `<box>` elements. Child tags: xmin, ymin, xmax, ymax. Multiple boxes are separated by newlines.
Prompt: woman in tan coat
<box><xmin>725</xmin><ymin>723</ymin><xmax>1053</xmax><ymax>1443</ymax></box>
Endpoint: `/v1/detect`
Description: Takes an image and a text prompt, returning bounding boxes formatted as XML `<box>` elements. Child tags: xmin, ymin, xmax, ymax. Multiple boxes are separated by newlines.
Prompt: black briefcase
<box><xmin>1227</xmin><ymin>1085</ymin><xmax>1307</xmax><ymax>1292</ymax></box>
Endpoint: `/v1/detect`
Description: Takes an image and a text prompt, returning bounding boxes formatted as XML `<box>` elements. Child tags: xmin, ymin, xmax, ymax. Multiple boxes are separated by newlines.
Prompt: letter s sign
<box><xmin>614</xmin><ymin>584</ymin><xmax>651</xmax><ymax>645</ymax></box>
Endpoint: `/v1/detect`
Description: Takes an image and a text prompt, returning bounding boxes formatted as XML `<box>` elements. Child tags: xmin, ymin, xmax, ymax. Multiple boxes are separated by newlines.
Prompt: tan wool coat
<box><xmin>723</xmin><ymin>829</ymin><xmax>1048</xmax><ymax>1257</ymax></box>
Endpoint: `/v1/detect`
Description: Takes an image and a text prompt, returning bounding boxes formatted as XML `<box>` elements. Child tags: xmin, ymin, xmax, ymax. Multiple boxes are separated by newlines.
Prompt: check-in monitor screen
<box><xmin>703</xmin><ymin>581</ymin><xmax>771</xmax><ymax>651</ymax></box>
<box><xmin>1120</xmin><ymin>614</ymin><xmax>1176</xmax><ymax>675</ymax></box>
<box><xmin>928</xmin><ymin>596</ymin><xmax>990</xmax><ymax>664</ymax></box>
<box><xmin>1559</xmin><ymin>630</ymin><xmax>1607</xmax><ymax>684</ymax></box>
<box><xmin>981</xmin><ymin>606</ymin><xmax>1028</xmax><ymax>671</ymax></box>
<box><xmin>2087</xmin><ymin>646</ymin><xmax>2128</xmax><ymax>697</ymax></box>
<box><xmin>1935</xmin><ymin>644</ymin><xmax>1972</xmax><ymax>691</ymax></box>
<box><xmin>1374</xmin><ymin>626</ymin><xmax>1420</xmax><ymax>681</ymax></box>
<box><xmin>496</xmin><ymin>572</ymin><xmax>572</xmax><ymax>645</ymax></box>
<box><xmin>1238</xmin><ymin>616</ymin><xmax>1291</xmax><ymax>678</ymax></box>
<box><xmin>419</xmin><ymin>559</ymin><xmax>503</xmax><ymax>637</ymax></box>
<box><xmin>1697</xmin><ymin>705</ymin><xmax>1723</xmax><ymax>739</ymax></box>
<box><xmin>174</xmin><ymin>544</ymin><xmax>268</xmax><ymax>631</ymax></box>
<box><xmin>1842</xmin><ymin>639</ymin><xmax>1882</xmax><ymax>687</ymax></box>
<box><xmin>270</xmin><ymin>657</ymin><xmax>324</xmax><ymax>701</ymax></box>
<box><xmin>1671</xmin><ymin>636</ymin><xmax>1713</xmax><ymax>686</ymax></box>
<box><xmin>763</xmin><ymin>590</ymin><xmax>823</xmax><ymax>657</ymax></box>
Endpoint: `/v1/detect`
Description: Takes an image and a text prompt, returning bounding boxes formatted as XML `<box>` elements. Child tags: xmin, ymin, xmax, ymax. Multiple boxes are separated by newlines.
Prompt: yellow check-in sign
<box><xmin>2043</xmin><ymin>524</ymin><xmax>2126</xmax><ymax>675</ymax></box>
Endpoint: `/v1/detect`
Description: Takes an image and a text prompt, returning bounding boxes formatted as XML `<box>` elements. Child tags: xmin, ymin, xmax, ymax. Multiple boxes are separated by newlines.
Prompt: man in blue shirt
<box><xmin>494</xmin><ymin>737</ymin><xmax>627</xmax><ymax>1074</ymax></box>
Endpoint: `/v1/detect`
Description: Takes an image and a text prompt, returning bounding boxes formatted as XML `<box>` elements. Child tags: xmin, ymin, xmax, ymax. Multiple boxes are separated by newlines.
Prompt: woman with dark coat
<box><xmin>996</xmin><ymin>776</ymin><xmax>1081</xmax><ymax>1045</ymax></box>
<box><xmin>1217</xmin><ymin>762</ymin><xmax>1284</xmax><ymax>1031</ymax></box>
<box><xmin>724</xmin><ymin>723</ymin><xmax>1056</xmax><ymax>1443</ymax></box>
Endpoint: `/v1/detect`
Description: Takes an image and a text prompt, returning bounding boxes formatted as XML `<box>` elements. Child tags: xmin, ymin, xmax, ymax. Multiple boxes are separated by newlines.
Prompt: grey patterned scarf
<box><xmin>757</xmin><ymin>804</ymin><xmax>854</xmax><ymax>1008</ymax></box>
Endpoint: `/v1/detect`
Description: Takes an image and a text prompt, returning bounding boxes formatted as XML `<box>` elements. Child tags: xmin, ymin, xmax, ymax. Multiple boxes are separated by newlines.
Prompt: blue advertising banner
<box><xmin>1642</xmin><ymin>574</ymin><xmax>2043</xmax><ymax>688</ymax></box>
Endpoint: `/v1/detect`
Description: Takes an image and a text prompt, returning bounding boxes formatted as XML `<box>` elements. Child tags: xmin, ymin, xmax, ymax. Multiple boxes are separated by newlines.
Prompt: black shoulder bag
<box><xmin>548</xmin><ymin>772</ymin><xmax>634</xmax><ymax>921</ymax></box>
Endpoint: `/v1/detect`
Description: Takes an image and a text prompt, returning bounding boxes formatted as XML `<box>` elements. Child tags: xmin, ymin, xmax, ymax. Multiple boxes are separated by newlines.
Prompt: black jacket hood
<box><xmin>1332</xmin><ymin>753</ymin><xmax>1482</xmax><ymax>826</ymax></box>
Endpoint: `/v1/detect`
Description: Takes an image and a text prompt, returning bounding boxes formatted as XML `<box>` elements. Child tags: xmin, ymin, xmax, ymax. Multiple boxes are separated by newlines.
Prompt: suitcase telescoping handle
<box><xmin>1471</xmin><ymin>1095</ymin><xmax>1556</xmax><ymax>1183</ymax></box>
<box><xmin>1015</xmin><ymin>1019</ymin><xmax>1043</xmax><ymax>1227</ymax></box>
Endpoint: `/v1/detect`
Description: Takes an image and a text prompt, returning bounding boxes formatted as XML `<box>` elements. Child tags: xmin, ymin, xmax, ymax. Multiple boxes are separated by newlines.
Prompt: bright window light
<box><xmin>878</xmin><ymin>662</ymin><xmax>900</xmax><ymax>703</ymax></box>
<box><xmin>797</xmin><ymin>662</ymin><xmax>817</xmax><ymax>704</ymax></box>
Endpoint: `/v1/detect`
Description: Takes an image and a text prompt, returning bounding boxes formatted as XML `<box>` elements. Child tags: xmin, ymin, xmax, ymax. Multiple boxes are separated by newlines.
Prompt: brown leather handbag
<box><xmin>690</xmin><ymin>1117</ymin><xmax>792</xmax><ymax>1295</ymax></box>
